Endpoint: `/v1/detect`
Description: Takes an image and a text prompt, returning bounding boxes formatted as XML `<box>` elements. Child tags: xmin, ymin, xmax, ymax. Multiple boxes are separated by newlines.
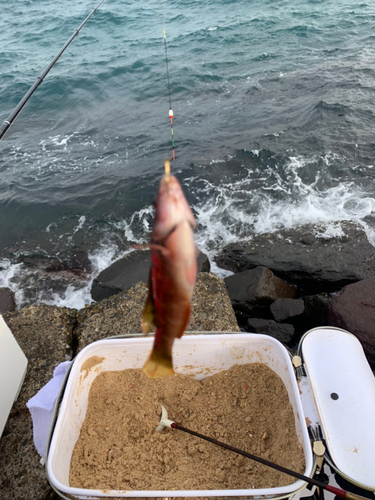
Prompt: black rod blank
<box><xmin>0</xmin><ymin>0</ymin><xmax>107</xmax><ymax>141</ymax></box>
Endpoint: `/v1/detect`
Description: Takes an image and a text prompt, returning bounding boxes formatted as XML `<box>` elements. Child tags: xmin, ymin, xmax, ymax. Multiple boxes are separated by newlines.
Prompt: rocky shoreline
<box><xmin>1</xmin><ymin>219</ymin><xmax>375</xmax><ymax>499</ymax></box>
<box><xmin>215</xmin><ymin>220</ymin><xmax>375</xmax><ymax>369</ymax></box>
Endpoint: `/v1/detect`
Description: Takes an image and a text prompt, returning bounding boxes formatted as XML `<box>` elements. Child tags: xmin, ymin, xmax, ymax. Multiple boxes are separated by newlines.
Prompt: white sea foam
<box><xmin>41</xmin><ymin>284</ymin><xmax>92</xmax><ymax>310</ymax></box>
<box><xmin>313</xmin><ymin>222</ymin><xmax>345</xmax><ymax>239</ymax></box>
<box><xmin>34</xmin><ymin>207</ymin><xmax>152</xmax><ymax>309</ymax></box>
<box><xmin>0</xmin><ymin>260</ymin><xmax>25</xmax><ymax>307</ymax></box>
<box><xmin>40</xmin><ymin>133</ymin><xmax>75</xmax><ymax>150</ymax></box>
<box><xmin>39</xmin><ymin>246</ymin><xmax>133</xmax><ymax>310</ymax></box>
<box><xmin>116</xmin><ymin>205</ymin><xmax>154</xmax><ymax>244</ymax></box>
<box><xmin>191</xmin><ymin>153</ymin><xmax>375</xmax><ymax>278</ymax></box>
<box><xmin>70</xmin><ymin>216</ymin><xmax>86</xmax><ymax>240</ymax></box>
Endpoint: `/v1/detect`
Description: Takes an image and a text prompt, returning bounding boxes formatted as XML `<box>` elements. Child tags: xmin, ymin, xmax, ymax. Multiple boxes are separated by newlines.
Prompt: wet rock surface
<box><xmin>218</xmin><ymin>221</ymin><xmax>375</xmax><ymax>352</ymax></box>
<box><xmin>90</xmin><ymin>250</ymin><xmax>150</xmax><ymax>302</ymax></box>
<box><xmin>224</xmin><ymin>266</ymin><xmax>296</xmax><ymax>305</ymax></box>
<box><xmin>301</xmin><ymin>293</ymin><xmax>330</xmax><ymax>329</ymax></box>
<box><xmin>247</xmin><ymin>318</ymin><xmax>295</xmax><ymax>344</ymax></box>
<box><xmin>223</xmin><ymin>265</ymin><xmax>327</xmax><ymax>342</ymax></box>
<box><xmin>8</xmin><ymin>248</ymin><xmax>92</xmax><ymax>308</ymax></box>
<box><xmin>17</xmin><ymin>248</ymin><xmax>92</xmax><ymax>274</ymax></box>
<box><xmin>0</xmin><ymin>287</ymin><xmax>16</xmax><ymax>313</ymax></box>
<box><xmin>224</xmin><ymin>267</ymin><xmax>297</xmax><ymax>329</ymax></box>
<box><xmin>215</xmin><ymin>221</ymin><xmax>375</xmax><ymax>295</ymax></box>
<box><xmin>10</xmin><ymin>267</ymin><xmax>90</xmax><ymax>307</ymax></box>
<box><xmin>270</xmin><ymin>298</ymin><xmax>305</xmax><ymax>322</ymax></box>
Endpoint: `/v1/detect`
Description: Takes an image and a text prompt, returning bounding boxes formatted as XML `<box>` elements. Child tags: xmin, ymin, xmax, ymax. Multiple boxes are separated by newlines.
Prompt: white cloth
<box><xmin>27</xmin><ymin>361</ymin><xmax>71</xmax><ymax>458</ymax></box>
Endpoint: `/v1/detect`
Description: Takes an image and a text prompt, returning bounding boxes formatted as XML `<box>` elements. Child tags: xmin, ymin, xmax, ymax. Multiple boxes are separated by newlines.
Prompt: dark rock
<box><xmin>53</xmin><ymin>249</ymin><xmax>92</xmax><ymax>274</ymax></box>
<box><xmin>0</xmin><ymin>287</ymin><xmax>16</xmax><ymax>313</ymax></box>
<box><xmin>11</xmin><ymin>248</ymin><xmax>92</xmax><ymax>308</ymax></box>
<box><xmin>328</xmin><ymin>278</ymin><xmax>375</xmax><ymax>369</ymax></box>
<box><xmin>9</xmin><ymin>267</ymin><xmax>90</xmax><ymax>308</ymax></box>
<box><xmin>225</xmin><ymin>266</ymin><xmax>295</xmax><ymax>304</ymax></box>
<box><xmin>18</xmin><ymin>254</ymin><xmax>62</xmax><ymax>270</ymax></box>
<box><xmin>91</xmin><ymin>250</ymin><xmax>150</xmax><ymax>302</ymax></box>
<box><xmin>247</xmin><ymin>318</ymin><xmax>295</xmax><ymax>344</ymax></box>
<box><xmin>284</xmin><ymin>293</ymin><xmax>332</xmax><ymax>340</ymax></box>
<box><xmin>302</xmin><ymin>293</ymin><xmax>330</xmax><ymax>328</ymax></box>
<box><xmin>215</xmin><ymin>221</ymin><xmax>375</xmax><ymax>294</ymax></box>
<box><xmin>17</xmin><ymin>248</ymin><xmax>92</xmax><ymax>274</ymax></box>
<box><xmin>271</xmin><ymin>298</ymin><xmax>305</xmax><ymax>322</ymax></box>
<box><xmin>231</xmin><ymin>302</ymin><xmax>273</xmax><ymax>329</ymax></box>
<box><xmin>224</xmin><ymin>267</ymin><xmax>296</xmax><ymax>326</ymax></box>
<box><xmin>91</xmin><ymin>248</ymin><xmax>211</xmax><ymax>302</ymax></box>
<box><xmin>197</xmin><ymin>249</ymin><xmax>211</xmax><ymax>273</ymax></box>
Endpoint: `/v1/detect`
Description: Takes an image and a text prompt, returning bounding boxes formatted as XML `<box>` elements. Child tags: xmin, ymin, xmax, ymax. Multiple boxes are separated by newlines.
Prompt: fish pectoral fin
<box><xmin>141</xmin><ymin>273</ymin><xmax>155</xmax><ymax>334</ymax></box>
<box><xmin>149</xmin><ymin>243</ymin><xmax>170</xmax><ymax>257</ymax></box>
<box><xmin>142</xmin><ymin>346</ymin><xmax>174</xmax><ymax>378</ymax></box>
<box><xmin>177</xmin><ymin>303</ymin><xmax>191</xmax><ymax>339</ymax></box>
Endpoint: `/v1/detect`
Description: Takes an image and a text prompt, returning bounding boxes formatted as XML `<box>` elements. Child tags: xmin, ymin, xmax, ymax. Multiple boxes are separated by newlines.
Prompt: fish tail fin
<box><xmin>142</xmin><ymin>346</ymin><xmax>174</xmax><ymax>378</ymax></box>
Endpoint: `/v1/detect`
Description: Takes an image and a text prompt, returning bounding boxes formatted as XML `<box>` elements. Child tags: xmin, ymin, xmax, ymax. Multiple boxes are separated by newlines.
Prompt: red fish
<box><xmin>142</xmin><ymin>173</ymin><xmax>197</xmax><ymax>378</ymax></box>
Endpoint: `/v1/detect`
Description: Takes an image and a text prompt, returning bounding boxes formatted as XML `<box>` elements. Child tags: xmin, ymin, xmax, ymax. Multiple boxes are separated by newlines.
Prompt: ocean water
<box><xmin>1</xmin><ymin>0</ymin><xmax>375</xmax><ymax>309</ymax></box>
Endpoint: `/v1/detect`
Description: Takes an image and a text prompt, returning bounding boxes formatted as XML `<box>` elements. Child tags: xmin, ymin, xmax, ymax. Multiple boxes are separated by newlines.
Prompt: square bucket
<box><xmin>47</xmin><ymin>332</ymin><xmax>313</xmax><ymax>498</ymax></box>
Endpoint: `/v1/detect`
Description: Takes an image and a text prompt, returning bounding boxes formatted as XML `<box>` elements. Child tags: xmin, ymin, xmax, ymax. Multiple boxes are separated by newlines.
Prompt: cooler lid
<box><xmin>0</xmin><ymin>315</ymin><xmax>28</xmax><ymax>438</ymax></box>
<box><xmin>301</xmin><ymin>327</ymin><xmax>375</xmax><ymax>489</ymax></box>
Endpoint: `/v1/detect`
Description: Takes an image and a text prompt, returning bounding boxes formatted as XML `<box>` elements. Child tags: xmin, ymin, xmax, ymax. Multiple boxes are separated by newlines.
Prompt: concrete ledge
<box><xmin>1</xmin><ymin>305</ymin><xmax>76</xmax><ymax>500</ymax></box>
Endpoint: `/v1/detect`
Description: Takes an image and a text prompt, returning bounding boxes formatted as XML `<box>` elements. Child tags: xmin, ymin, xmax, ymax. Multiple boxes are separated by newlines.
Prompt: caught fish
<box><xmin>142</xmin><ymin>169</ymin><xmax>197</xmax><ymax>378</ymax></box>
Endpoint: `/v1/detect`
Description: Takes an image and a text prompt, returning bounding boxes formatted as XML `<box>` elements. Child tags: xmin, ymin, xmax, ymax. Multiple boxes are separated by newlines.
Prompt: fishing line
<box><xmin>163</xmin><ymin>0</ymin><xmax>175</xmax><ymax>161</ymax></box>
<box><xmin>0</xmin><ymin>0</ymin><xmax>107</xmax><ymax>141</ymax></box>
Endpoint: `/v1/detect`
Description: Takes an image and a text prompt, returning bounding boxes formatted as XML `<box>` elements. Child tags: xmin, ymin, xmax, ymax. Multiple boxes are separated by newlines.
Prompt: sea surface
<box><xmin>1</xmin><ymin>0</ymin><xmax>375</xmax><ymax>309</ymax></box>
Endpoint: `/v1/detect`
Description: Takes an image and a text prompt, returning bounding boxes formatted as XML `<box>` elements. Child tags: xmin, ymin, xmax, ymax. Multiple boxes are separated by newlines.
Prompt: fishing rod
<box><xmin>157</xmin><ymin>406</ymin><xmax>370</xmax><ymax>500</ymax></box>
<box><xmin>0</xmin><ymin>0</ymin><xmax>107</xmax><ymax>141</ymax></box>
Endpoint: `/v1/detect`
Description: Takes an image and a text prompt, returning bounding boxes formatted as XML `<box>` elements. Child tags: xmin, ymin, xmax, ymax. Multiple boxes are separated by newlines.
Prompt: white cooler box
<box><xmin>298</xmin><ymin>326</ymin><xmax>375</xmax><ymax>491</ymax></box>
<box><xmin>47</xmin><ymin>333</ymin><xmax>314</xmax><ymax>499</ymax></box>
<box><xmin>0</xmin><ymin>315</ymin><xmax>28</xmax><ymax>438</ymax></box>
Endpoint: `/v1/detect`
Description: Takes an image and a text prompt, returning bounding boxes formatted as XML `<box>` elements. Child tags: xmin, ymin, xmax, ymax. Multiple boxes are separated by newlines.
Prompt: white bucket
<box><xmin>47</xmin><ymin>332</ymin><xmax>313</xmax><ymax>498</ymax></box>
